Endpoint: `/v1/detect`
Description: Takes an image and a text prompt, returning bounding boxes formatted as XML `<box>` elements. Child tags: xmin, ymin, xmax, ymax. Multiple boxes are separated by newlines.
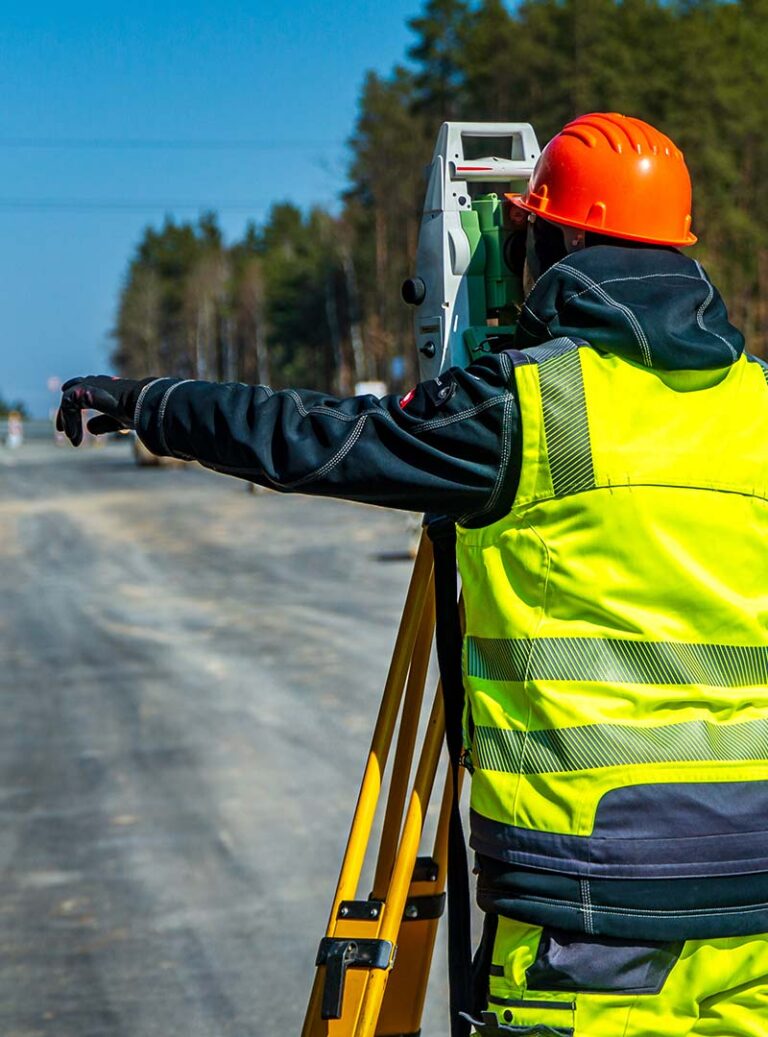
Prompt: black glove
<box><xmin>56</xmin><ymin>375</ymin><xmax>157</xmax><ymax>446</ymax></box>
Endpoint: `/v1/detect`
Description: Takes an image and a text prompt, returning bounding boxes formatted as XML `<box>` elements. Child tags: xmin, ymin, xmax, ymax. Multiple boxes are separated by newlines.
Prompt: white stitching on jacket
<box><xmin>486</xmin><ymin>392</ymin><xmax>515</xmax><ymax>514</ymax></box>
<box><xmin>693</xmin><ymin>261</ymin><xmax>739</xmax><ymax>359</ymax></box>
<box><xmin>513</xmin><ymin>892</ymin><xmax>768</xmax><ymax>917</ymax></box>
<box><xmin>285</xmin><ymin>389</ymin><xmax>358</xmax><ymax>422</ymax></box>
<box><xmin>157</xmin><ymin>380</ymin><xmax>194</xmax><ymax>456</ymax></box>
<box><xmin>161</xmin><ymin>377</ymin><xmax>510</xmax><ymax>496</ymax></box>
<box><xmin>521</xmin><ymin>268</ymin><xmax>707</xmax><ymax>343</ymax></box>
<box><xmin>580</xmin><ymin>879</ymin><xmax>595</xmax><ymax>934</ymax></box>
<box><xmin>417</xmin><ymin>394</ymin><xmax>503</xmax><ymax>432</ymax></box>
<box><xmin>285</xmin><ymin>382</ymin><xmax>509</xmax><ymax>440</ymax></box>
<box><xmin>521</xmin><ymin>302</ymin><xmax>549</xmax><ymax>328</ymax></box>
<box><xmin>458</xmin><ymin>353</ymin><xmax>517</xmax><ymax>524</ymax></box>
<box><xmin>547</xmin><ymin>272</ymin><xmax>706</xmax><ymax>322</ymax></box>
<box><xmin>133</xmin><ymin>377</ymin><xmax>171</xmax><ymax>430</ymax></box>
<box><xmin>555</xmin><ymin>266</ymin><xmax>653</xmax><ymax>366</ymax></box>
<box><xmin>260</xmin><ymin>414</ymin><xmax>370</xmax><ymax>489</ymax></box>
<box><xmin>580</xmin><ymin>272</ymin><xmax>702</xmax><ymax>286</ymax></box>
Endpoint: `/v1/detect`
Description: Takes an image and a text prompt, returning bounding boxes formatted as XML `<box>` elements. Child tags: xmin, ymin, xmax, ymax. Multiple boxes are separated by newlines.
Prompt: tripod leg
<box><xmin>375</xmin><ymin>755</ymin><xmax>462</xmax><ymax>1036</ymax></box>
<box><xmin>371</xmin><ymin>585</ymin><xmax>436</xmax><ymax>900</ymax></box>
<box><xmin>302</xmin><ymin>532</ymin><xmax>434</xmax><ymax>1036</ymax></box>
<box><xmin>357</xmin><ymin>684</ymin><xmax>447</xmax><ymax>1036</ymax></box>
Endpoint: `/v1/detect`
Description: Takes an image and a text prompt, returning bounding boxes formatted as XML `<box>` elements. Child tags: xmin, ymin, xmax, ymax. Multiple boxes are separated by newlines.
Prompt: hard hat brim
<box><xmin>505</xmin><ymin>194</ymin><xmax>697</xmax><ymax>248</ymax></box>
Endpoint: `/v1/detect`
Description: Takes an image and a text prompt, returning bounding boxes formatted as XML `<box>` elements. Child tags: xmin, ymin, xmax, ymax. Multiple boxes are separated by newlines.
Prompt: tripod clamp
<box><xmin>315</xmin><ymin>936</ymin><xmax>395</xmax><ymax>1020</ymax></box>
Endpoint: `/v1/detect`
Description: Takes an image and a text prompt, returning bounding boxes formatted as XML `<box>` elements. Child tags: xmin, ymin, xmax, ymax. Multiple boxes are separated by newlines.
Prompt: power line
<box><xmin>0</xmin><ymin>198</ymin><xmax>269</xmax><ymax>213</ymax></box>
<box><xmin>0</xmin><ymin>137</ymin><xmax>346</xmax><ymax>151</ymax></box>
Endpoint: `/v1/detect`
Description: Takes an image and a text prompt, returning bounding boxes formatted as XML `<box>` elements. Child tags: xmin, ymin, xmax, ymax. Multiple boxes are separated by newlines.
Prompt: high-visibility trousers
<box><xmin>470</xmin><ymin>916</ymin><xmax>768</xmax><ymax>1036</ymax></box>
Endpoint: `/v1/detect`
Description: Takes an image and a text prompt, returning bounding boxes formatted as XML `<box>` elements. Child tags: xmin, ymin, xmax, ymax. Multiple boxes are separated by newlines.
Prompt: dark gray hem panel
<box><xmin>474</xmin><ymin>847</ymin><xmax>768</xmax><ymax>940</ymax></box>
<box><xmin>593</xmin><ymin>781</ymin><xmax>768</xmax><ymax>839</ymax></box>
<box><xmin>477</xmin><ymin>890</ymin><xmax>768</xmax><ymax>942</ymax></box>
<box><xmin>469</xmin><ymin>808</ymin><xmax>768</xmax><ymax>878</ymax></box>
<box><xmin>525</xmin><ymin>928</ymin><xmax>683</xmax><ymax>995</ymax></box>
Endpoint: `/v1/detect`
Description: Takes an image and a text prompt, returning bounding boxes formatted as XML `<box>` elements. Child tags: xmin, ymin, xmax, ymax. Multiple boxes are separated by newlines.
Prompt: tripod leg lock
<box><xmin>403</xmin><ymin>891</ymin><xmax>446</xmax><ymax>921</ymax></box>
<box><xmin>315</xmin><ymin>937</ymin><xmax>395</xmax><ymax>1020</ymax></box>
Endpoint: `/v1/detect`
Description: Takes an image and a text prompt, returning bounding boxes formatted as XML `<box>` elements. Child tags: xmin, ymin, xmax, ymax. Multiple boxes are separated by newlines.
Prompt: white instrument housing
<box><xmin>412</xmin><ymin>122</ymin><xmax>541</xmax><ymax>381</ymax></box>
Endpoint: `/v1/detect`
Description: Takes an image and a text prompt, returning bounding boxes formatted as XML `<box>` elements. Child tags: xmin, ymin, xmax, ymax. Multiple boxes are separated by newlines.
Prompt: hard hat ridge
<box><xmin>562</xmin><ymin>112</ymin><xmax>680</xmax><ymax>158</ymax></box>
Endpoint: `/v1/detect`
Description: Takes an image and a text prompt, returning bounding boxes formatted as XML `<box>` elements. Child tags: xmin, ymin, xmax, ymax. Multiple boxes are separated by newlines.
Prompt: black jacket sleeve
<box><xmin>134</xmin><ymin>353</ymin><xmax>522</xmax><ymax>522</ymax></box>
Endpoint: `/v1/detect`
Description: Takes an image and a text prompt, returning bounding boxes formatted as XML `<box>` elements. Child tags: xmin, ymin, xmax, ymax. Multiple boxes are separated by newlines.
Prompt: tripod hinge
<box><xmin>402</xmin><ymin>891</ymin><xmax>446</xmax><ymax>922</ymax></box>
<box><xmin>315</xmin><ymin>937</ymin><xmax>395</xmax><ymax>1020</ymax></box>
<box><xmin>337</xmin><ymin>898</ymin><xmax>384</xmax><ymax>921</ymax></box>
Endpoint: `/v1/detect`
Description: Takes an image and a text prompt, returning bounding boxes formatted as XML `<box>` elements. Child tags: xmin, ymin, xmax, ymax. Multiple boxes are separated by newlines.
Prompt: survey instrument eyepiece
<box><xmin>401</xmin><ymin>277</ymin><xmax>427</xmax><ymax>306</ymax></box>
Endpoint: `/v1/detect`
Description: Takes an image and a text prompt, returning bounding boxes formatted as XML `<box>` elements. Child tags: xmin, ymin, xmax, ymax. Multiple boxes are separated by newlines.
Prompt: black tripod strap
<box><xmin>428</xmin><ymin>519</ymin><xmax>472</xmax><ymax>1037</ymax></box>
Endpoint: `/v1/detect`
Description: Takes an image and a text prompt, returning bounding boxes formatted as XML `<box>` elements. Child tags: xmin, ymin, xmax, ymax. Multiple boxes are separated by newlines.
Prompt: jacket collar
<box><xmin>515</xmin><ymin>246</ymin><xmax>744</xmax><ymax>371</ymax></box>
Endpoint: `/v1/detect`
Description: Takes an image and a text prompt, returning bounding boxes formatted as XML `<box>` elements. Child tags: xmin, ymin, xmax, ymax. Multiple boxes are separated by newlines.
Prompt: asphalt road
<box><xmin>0</xmin><ymin>434</ymin><xmax>450</xmax><ymax>1036</ymax></box>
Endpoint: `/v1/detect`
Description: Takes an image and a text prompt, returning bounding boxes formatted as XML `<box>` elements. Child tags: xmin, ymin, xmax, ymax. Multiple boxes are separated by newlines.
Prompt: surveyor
<box><xmin>59</xmin><ymin>113</ymin><xmax>768</xmax><ymax>1035</ymax></box>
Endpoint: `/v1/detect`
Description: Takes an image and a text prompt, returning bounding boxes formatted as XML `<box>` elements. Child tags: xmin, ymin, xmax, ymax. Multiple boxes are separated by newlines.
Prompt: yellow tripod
<box><xmin>302</xmin><ymin>529</ymin><xmax>462</xmax><ymax>1036</ymax></box>
<box><xmin>300</xmin><ymin>122</ymin><xmax>543</xmax><ymax>1036</ymax></box>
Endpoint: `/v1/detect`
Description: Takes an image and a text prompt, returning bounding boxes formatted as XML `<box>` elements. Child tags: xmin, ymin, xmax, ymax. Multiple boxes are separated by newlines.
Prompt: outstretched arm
<box><xmin>58</xmin><ymin>355</ymin><xmax>521</xmax><ymax>522</ymax></box>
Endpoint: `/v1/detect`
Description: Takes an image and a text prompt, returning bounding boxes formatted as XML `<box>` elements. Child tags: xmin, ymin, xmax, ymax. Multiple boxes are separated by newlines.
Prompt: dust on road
<box><xmin>0</xmin><ymin>437</ymin><xmax>448</xmax><ymax>1036</ymax></box>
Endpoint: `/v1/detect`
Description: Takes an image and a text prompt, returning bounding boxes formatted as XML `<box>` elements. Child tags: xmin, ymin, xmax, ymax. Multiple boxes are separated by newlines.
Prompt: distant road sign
<box><xmin>355</xmin><ymin>381</ymin><xmax>388</xmax><ymax>398</ymax></box>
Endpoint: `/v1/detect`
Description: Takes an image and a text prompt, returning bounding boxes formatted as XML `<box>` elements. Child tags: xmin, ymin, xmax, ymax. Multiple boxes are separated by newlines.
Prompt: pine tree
<box><xmin>347</xmin><ymin>68</ymin><xmax>431</xmax><ymax>385</ymax></box>
<box><xmin>408</xmin><ymin>0</ymin><xmax>471</xmax><ymax>120</ymax></box>
<box><xmin>112</xmin><ymin>0</ymin><xmax>768</xmax><ymax>387</ymax></box>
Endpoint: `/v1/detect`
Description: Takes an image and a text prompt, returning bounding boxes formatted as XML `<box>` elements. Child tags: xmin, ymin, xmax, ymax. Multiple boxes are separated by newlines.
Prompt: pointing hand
<box><xmin>56</xmin><ymin>375</ymin><xmax>157</xmax><ymax>447</ymax></box>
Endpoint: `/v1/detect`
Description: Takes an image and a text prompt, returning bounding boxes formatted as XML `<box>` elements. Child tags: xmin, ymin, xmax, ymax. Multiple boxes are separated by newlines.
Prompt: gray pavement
<box><xmin>0</xmin><ymin>435</ymin><xmax>450</xmax><ymax>1036</ymax></box>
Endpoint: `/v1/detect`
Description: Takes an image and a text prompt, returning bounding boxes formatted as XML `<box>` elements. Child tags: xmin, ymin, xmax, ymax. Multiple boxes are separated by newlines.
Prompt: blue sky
<box><xmin>0</xmin><ymin>1</ymin><xmax>419</xmax><ymax>415</ymax></box>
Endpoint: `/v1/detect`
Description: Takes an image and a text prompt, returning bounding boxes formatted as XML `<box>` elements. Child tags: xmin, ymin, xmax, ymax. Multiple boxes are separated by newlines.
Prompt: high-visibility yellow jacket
<box><xmin>137</xmin><ymin>239</ymin><xmax>763</xmax><ymax>938</ymax></box>
<box><xmin>457</xmin><ymin>336</ymin><xmax>768</xmax><ymax>939</ymax></box>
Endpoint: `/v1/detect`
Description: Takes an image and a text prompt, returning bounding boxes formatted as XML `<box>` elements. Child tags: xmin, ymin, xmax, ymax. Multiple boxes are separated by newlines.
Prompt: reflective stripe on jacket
<box><xmin>457</xmin><ymin>337</ymin><xmax>768</xmax><ymax>937</ymax></box>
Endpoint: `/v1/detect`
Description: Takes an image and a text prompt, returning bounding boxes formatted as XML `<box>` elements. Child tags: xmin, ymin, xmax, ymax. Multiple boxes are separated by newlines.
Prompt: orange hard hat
<box><xmin>510</xmin><ymin>112</ymin><xmax>696</xmax><ymax>247</ymax></box>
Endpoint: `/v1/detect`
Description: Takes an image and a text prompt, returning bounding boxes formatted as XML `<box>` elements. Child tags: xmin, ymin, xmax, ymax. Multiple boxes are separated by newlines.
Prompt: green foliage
<box><xmin>347</xmin><ymin>68</ymin><xmax>431</xmax><ymax>384</ymax></box>
<box><xmin>112</xmin><ymin>204</ymin><xmax>354</xmax><ymax>391</ymax></box>
<box><xmin>259</xmin><ymin>204</ymin><xmax>341</xmax><ymax>388</ymax></box>
<box><xmin>0</xmin><ymin>396</ymin><xmax>27</xmax><ymax>418</ymax></box>
<box><xmin>114</xmin><ymin>214</ymin><xmax>230</xmax><ymax>377</ymax></box>
<box><xmin>408</xmin><ymin>0</ymin><xmax>471</xmax><ymax>119</ymax></box>
<box><xmin>113</xmin><ymin>0</ymin><xmax>768</xmax><ymax>390</ymax></box>
<box><xmin>347</xmin><ymin>0</ymin><xmax>768</xmax><ymax>361</ymax></box>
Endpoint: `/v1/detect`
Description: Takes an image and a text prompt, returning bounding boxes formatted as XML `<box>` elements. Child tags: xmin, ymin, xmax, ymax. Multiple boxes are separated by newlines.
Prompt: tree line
<box><xmin>112</xmin><ymin>0</ymin><xmax>768</xmax><ymax>393</ymax></box>
<box><xmin>0</xmin><ymin>395</ymin><xmax>28</xmax><ymax>418</ymax></box>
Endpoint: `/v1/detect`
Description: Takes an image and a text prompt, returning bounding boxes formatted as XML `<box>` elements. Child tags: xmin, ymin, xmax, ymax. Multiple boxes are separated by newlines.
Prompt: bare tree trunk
<box><xmin>255</xmin><ymin>320</ymin><xmax>270</xmax><ymax>385</ymax></box>
<box><xmin>325</xmin><ymin>272</ymin><xmax>343</xmax><ymax>392</ymax></box>
<box><xmin>195</xmin><ymin>308</ymin><xmax>207</xmax><ymax>379</ymax></box>
<box><xmin>222</xmin><ymin>316</ymin><xmax>236</xmax><ymax>382</ymax></box>
<box><xmin>343</xmin><ymin>249</ymin><xmax>366</xmax><ymax>385</ymax></box>
<box><xmin>757</xmin><ymin>248</ymin><xmax>768</xmax><ymax>358</ymax></box>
